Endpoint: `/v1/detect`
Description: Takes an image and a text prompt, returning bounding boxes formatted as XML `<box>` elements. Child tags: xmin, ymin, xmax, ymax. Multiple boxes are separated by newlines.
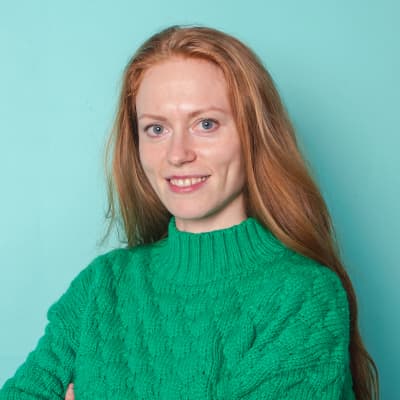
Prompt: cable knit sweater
<box><xmin>0</xmin><ymin>217</ymin><xmax>355</xmax><ymax>399</ymax></box>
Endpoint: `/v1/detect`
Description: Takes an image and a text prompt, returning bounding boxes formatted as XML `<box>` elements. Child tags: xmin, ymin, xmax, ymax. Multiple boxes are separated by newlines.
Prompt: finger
<box><xmin>65</xmin><ymin>383</ymin><xmax>74</xmax><ymax>400</ymax></box>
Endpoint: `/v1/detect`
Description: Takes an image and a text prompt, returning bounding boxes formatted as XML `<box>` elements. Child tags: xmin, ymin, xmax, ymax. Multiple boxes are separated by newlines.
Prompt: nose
<box><xmin>166</xmin><ymin>130</ymin><xmax>196</xmax><ymax>166</ymax></box>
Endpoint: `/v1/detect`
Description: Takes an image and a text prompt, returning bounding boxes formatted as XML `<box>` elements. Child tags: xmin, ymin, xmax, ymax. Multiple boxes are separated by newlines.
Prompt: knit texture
<box><xmin>0</xmin><ymin>217</ymin><xmax>355</xmax><ymax>399</ymax></box>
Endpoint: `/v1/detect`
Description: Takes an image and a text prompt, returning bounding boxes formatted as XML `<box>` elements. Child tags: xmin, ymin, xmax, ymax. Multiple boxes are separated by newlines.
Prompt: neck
<box><xmin>174</xmin><ymin>198</ymin><xmax>247</xmax><ymax>233</ymax></box>
<box><xmin>175</xmin><ymin>214</ymin><xmax>247</xmax><ymax>233</ymax></box>
<box><xmin>150</xmin><ymin>216</ymin><xmax>288</xmax><ymax>287</ymax></box>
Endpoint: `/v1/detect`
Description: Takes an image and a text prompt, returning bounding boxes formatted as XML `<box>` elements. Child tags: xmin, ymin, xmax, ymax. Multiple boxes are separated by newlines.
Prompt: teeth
<box><xmin>170</xmin><ymin>176</ymin><xmax>208</xmax><ymax>187</ymax></box>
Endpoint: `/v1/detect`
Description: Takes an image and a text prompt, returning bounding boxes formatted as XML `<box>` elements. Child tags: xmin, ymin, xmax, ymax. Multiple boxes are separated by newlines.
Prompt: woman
<box><xmin>0</xmin><ymin>25</ymin><xmax>379</xmax><ymax>399</ymax></box>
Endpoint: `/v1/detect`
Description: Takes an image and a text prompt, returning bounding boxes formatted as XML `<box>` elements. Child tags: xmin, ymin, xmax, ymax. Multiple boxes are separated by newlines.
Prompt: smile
<box><xmin>166</xmin><ymin>175</ymin><xmax>210</xmax><ymax>193</ymax></box>
<box><xmin>169</xmin><ymin>176</ymin><xmax>208</xmax><ymax>187</ymax></box>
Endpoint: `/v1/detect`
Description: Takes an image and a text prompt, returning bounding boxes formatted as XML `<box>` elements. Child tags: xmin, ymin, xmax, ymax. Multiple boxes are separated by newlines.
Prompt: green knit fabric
<box><xmin>0</xmin><ymin>217</ymin><xmax>355</xmax><ymax>399</ymax></box>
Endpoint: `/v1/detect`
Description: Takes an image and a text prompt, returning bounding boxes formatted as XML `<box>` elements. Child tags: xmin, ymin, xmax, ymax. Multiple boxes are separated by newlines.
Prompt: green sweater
<box><xmin>0</xmin><ymin>217</ymin><xmax>355</xmax><ymax>399</ymax></box>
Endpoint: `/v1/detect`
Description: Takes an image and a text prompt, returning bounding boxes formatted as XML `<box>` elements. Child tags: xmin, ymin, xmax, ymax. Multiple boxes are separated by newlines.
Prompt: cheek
<box><xmin>227</xmin><ymin>152</ymin><xmax>246</xmax><ymax>188</ymax></box>
<box><xmin>138</xmin><ymin>153</ymin><xmax>159</xmax><ymax>196</ymax></box>
<box><xmin>213</xmin><ymin>141</ymin><xmax>244</xmax><ymax>176</ymax></box>
<box><xmin>138</xmin><ymin>143</ymin><xmax>156</xmax><ymax>175</ymax></box>
<box><xmin>138</xmin><ymin>149</ymin><xmax>159</xmax><ymax>192</ymax></box>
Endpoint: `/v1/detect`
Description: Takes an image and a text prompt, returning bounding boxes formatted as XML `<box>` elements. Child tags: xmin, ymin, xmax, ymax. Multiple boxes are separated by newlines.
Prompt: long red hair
<box><xmin>103</xmin><ymin>25</ymin><xmax>379</xmax><ymax>399</ymax></box>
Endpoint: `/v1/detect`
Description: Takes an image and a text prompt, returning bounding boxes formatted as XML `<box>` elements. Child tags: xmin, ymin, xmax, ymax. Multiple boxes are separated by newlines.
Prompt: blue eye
<box><xmin>146</xmin><ymin>124</ymin><xmax>164</xmax><ymax>136</ymax></box>
<box><xmin>200</xmin><ymin>119</ymin><xmax>217</xmax><ymax>130</ymax></box>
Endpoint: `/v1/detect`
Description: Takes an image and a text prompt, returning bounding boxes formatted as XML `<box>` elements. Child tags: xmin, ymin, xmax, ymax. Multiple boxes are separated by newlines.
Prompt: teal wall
<box><xmin>1</xmin><ymin>1</ymin><xmax>398</xmax><ymax>398</ymax></box>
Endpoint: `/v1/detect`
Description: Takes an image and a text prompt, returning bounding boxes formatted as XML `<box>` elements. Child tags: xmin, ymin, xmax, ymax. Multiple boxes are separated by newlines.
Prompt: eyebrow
<box><xmin>137</xmin><ymin>107</ymin><xmax>228</xmax><ymax>121</ymax></box>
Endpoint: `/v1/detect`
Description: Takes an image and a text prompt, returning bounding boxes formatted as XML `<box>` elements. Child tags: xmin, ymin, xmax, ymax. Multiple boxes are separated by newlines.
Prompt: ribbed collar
<box><xmin>150</xmin><ymin>216</ymin><xmax>288</xmax><ymax>287</ymax></box>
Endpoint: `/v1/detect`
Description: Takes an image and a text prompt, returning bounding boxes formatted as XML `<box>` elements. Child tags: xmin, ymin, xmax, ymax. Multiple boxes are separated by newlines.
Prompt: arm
<box><xmin>0</xmin><ymin>263</ymin><xmax>94</xmax><ymax>399</ymax></box>
<box><xmin>217</xmin><ymin>264</ymin><xmax>355</xmax><ymax>400</ymax></box>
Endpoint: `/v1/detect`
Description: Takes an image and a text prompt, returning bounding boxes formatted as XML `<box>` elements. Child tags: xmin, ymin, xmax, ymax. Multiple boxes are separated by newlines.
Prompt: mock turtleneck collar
<box><xmin>150</xmin><ymin>216</ymin><xmax>289</xmax><ymax>287</ymax></box>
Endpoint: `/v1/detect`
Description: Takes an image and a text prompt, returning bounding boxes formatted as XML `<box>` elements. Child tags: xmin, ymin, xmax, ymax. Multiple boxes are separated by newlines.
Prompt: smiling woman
<box><xmin>136</xmin><ymin>57</ymin><xmax>246</xmax><ymax>232</ymax></box>
<box><xmin>0</xmin><ymin>25</ymin><xmax>379</xmax><ymax>400</ymax></box>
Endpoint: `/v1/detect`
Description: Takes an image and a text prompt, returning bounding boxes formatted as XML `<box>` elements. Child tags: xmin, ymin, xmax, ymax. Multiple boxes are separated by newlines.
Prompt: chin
<box><xmin>170</xmin><ymin>211</ymin><xmax>210</xmax><ymax>221</ymax></box>
<box><xmin>167</xmin><ymin>205</ymin><xmax>215</xmax><ymax>220</ymax></box>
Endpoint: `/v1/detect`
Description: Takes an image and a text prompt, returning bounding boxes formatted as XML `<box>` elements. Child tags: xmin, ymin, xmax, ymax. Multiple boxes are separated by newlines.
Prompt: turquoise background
<box><xmin>0</xmin><ymin>0</ymin><xmax>398</xmax><ymax>398</ymax></box>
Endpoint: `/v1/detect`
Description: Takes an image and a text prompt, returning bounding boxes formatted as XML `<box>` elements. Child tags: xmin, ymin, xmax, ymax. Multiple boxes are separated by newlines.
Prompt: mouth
<box><xmin>167</xmin><ymin>176</ymin><xmax>209</xmax><ymax>188</ymax></box>
<box><xmin>166</xmin><ymin>175</ymin><xmax>210</xmax><ymax>192</ymax></box>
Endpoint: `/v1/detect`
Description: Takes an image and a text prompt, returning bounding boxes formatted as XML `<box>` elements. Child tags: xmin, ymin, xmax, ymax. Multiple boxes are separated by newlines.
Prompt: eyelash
<box><xmin>143</xmin><ymin>118</ymin><xmax>219</xmax><ymax>137</ymax></box>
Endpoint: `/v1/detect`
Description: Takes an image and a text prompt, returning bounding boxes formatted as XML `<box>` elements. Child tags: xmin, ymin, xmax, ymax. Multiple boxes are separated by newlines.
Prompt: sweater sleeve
<box><xmin>216</xmin><ymin>263</ymin><xmax>355</xmax><ymax>400</ymax></box>
<box><xmin>0</xmin><ymin>260</ymin><xmax>95</xmax><ymax>400</ymax></box>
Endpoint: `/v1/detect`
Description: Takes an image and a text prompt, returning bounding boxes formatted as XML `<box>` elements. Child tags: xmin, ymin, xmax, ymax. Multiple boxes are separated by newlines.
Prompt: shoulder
<box><xmin>244</xmin><ymin>253</ymin><xmax>351</xmax><ymax>368</ymax></box>
<box><xmin>44</xmin><ymin>244</ymin><xmax>153</xmax><ymax>335</ymax></box>
<box><xmin>88</xmin><ymin>245</ymin><xmax>148</xmax><ymax>271</ymax></box>
<box><xmin>251</xmin><ymin>251</ymin><xmax>351</xmax><ymax>349</ymax></box>
<box><xmin>259</xmin><ymin>249</ymin><xmax>349</xmax><ymax>307</ymax></box>
<box><xmin>276</xmin><ymin>252</ymin><xmax>348</xmax><ymax>304</ymax></box>
<box><xmin>68</xmin><ymin>244</ymin><xmax>152</xmax><ymax>294</ymax></box>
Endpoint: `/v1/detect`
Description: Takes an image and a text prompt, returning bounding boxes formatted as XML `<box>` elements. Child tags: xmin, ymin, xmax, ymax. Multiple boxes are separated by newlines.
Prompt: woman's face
<box><xmin>136</xmin><ymin>57</ymin><xmax>246</xmax><ymax>233</ymax></box>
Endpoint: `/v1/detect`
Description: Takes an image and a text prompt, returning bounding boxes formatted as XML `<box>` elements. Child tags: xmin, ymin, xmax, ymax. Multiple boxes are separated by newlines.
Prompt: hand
<box><xmin>65</xmin><ymin>383</ymin><xmax>74</xmax><ymax>400</ymax></box>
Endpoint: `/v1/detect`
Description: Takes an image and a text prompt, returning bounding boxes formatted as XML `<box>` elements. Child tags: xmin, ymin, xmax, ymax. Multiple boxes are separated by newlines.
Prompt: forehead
<box><xmin>135</xmin><ymin>57</ymin><xmax>230</xmax><ymax>112</ymax></box>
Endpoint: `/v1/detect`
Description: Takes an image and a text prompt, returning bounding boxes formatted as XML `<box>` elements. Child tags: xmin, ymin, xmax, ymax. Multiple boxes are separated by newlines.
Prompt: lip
<box><xmin>166</xmin><ymin>174</ymin><xmax>210</xmax><ymax>180</ymax></box>
<box><xmin>166</xmin><ymin>175</ymin><xmax>210</xmax><ymax>193</ymax></box>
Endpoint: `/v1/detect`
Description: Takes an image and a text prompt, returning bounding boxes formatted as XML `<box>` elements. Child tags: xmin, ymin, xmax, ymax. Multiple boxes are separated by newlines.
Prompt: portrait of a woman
<box><xmin>0</xmin><ymin>25</ymin><xmax>379</xmax><ymax>399</ymax></box>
